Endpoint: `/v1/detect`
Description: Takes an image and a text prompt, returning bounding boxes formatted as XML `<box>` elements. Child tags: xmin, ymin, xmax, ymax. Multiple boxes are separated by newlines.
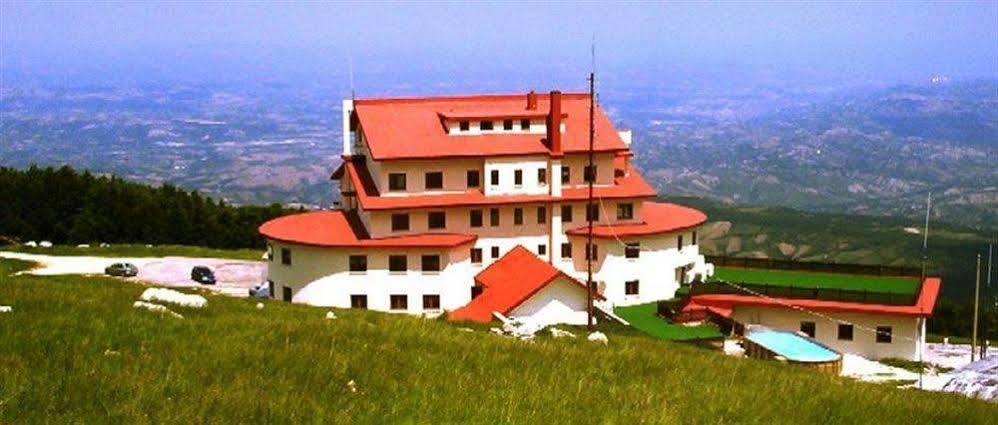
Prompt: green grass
<box><xmin>712</xmin><ymin>266</ymin><xmax>921</xmax><ymax>294</ymax></box>
<box><xmin>615</xmin><ymin>302</ymin><xmax>724</xmax><ymax>341</ymax></box>
<box><xmin>1</xmin><ymin>244</ymin><xmax>264</xmax><ymax>261</ymax></box>
<box><xmin>1</xmin><ymin>260</ymin><xmax>995</xmax><ymax>423</ymax></box>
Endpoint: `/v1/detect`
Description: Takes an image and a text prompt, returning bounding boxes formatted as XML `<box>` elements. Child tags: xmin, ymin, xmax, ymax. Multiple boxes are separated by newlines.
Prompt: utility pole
<box><xmin>585</xmin><ymin>42</ymin><xmax>596</xmax><ymax>331</ymax></box>
<box><xmin>972</xmin><ymin>253</ymin><xmax>981</xmax><ymax>362</ymax></box>
<box><xmin>921</xmin><ymin>193</ymin><xmax>931</xmax><ymax>280</ymax></box>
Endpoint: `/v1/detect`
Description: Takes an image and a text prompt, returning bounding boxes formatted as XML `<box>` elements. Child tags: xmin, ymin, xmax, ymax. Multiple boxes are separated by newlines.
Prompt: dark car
<box><xmin>191</xmin><ymin>266</ymin><xmax>216</xmax><ymax>285</ymax></box>
<box><xmin>105</xmin><ymin>262</ymin><xmax>138</xmax><ymax>277</ymax></box>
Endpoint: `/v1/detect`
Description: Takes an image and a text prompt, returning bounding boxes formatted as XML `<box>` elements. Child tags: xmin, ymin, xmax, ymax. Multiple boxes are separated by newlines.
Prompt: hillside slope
<box><xmin>1</xmin><ymin>259</ymin><xmax>994</xmax><ymax>423</ymax></box>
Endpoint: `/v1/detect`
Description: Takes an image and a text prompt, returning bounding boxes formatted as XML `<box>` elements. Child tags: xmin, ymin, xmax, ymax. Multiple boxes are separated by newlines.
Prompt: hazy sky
<box><xmin>2</xmin><ymin>1</ymin><xmax>996</xmax><ymax>86</ymax></box>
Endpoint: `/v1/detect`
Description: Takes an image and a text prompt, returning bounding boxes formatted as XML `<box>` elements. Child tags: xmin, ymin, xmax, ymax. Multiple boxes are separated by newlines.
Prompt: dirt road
<box><xmin>0</xmin><ymin>251</ymin><xmax>265</xmax><ymax>297</ymax></box>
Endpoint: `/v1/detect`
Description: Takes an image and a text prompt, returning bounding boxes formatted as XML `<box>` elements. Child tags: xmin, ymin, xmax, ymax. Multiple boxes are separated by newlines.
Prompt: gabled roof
<box><xmin>353</xmin><ymin>93</ymin><xmax>628</xmax><ymax>160</ymax></box>
<box><xmin>339</xmin><ymin>156</ymin><xmax>656</xmax><ymax>211</ymax></box>
<box><xmin>449</xmin><ymin>246</ymin><xmax>602</xmax><ymax>323</ymax></box>
<box><xmin>259</xmin><ymin>210</ymin><xmax>476</xmax><ymax>248</ymax></box>
<box><xmin>688</xmin><ymin>277</ymin><xmax>942</xmax><ymax>318</ymax></box>
<box><xmin>565</xmin><ymin>202</ymin><xmax>707</xmax><ymax>238</ymax></box>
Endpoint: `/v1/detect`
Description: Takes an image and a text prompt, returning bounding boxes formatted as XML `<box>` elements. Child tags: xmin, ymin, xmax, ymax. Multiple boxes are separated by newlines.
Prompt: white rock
<box><xmin>0</xmin><ymin>306</ymin><xmax>12</xmax><ymax>313</ymax></box>
<box><xmin>489</xmin><ymin>327</ymin><xmax>505</xmax><ymax>336</ymax></box>
<box><xmin>587</xmin><ymin>331</ymin><xmax>609</xmax><ymax>344</ymax></box>
<box><xmin>549</xmin><ymin>328</ymin><xmax>576</xmax><ymax>338</ymax></box>
<box><xmin>459</xmin><ymin>327</ymin><xmax>474</xmax><ymax>332</ymax></box>
<box><xmin>133</xmin><ymin>301</ymin><xmax>183</xmax><ymax>319</ymax></box>
<box><xmin>346</xmin><ymin>379</ymin><xmax>358</xmax><ymax>393</ymax></box>
<box><xmin>76</xmin><ymin>244</ymin><xmax>90</xmax><ymax>248</ymax></box>
<box><xmin>25</xmin><ymin>241</ymin><xmax>38</xmax><ymax>247</ymax></box>
<box><xmin>99</xmin><ymin>243</ymin><xmax>109</xmax><ymax>247</ymax></box>
<box><xmin>39</xmin><ymin>241</ymin><xmax>53</xmax><ymax>248</ymax></box>
<box><xmin>145</xmin><ymin>244</ymin><xmax>153</xmax><ymax>248</ymax></box>
<box><xmin>256</xmin><ymin>302</ymin><xmax>265</xmax><ymax>310</ymax></box>
<box><xmin>326</xmin><ymin>311</ymin><xmax>337</xmax><ymax>320</ymax></box>
<box><xmin>139</xmin><ymin>288</ymin><xmax>207</xmax><ymax>308</ymax></box>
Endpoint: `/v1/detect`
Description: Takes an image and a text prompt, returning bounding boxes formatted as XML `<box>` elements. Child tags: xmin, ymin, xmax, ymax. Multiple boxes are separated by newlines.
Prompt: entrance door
<box><xmin>282</xmin><ymin>286</ymin><xmax>292</xmax><ymax>302</ymax></box>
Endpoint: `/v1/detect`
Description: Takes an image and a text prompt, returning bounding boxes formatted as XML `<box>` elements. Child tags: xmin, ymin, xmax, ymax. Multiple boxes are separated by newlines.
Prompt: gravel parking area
<box><xmin>1</xmin><ymin>252</ymin><xmax>264</xmax><ymax>298</ymax></box>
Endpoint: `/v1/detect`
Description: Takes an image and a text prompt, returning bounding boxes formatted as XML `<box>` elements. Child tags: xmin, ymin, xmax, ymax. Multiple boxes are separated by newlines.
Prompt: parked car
<box><xmin>190</xmin><ymin>266</ymin><xmax>216</xmax><ymax>285</ymax></box>
<box><xmin>105</xmin><ymin>263</ymin><xmax>138</xmax><ymax>277</ymax></box>
<box><xmin>249</xmin><ymin>280</ymin><xmax>272</xmax><ymax>298</ymax></box>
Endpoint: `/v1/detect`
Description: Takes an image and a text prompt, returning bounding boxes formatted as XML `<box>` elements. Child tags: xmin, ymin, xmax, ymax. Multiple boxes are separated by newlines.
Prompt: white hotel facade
<box><xmin>259</xmin><ymin>91</ymin><xmax>711</xmax><ymax>324</ymax></box>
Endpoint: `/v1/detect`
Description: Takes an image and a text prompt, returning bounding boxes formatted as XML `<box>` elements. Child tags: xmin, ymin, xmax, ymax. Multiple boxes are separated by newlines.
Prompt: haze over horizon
<box><xmin>2</xmin><ymin>1</ymin><xmax>996</xmax><ymax>90</ymax></box>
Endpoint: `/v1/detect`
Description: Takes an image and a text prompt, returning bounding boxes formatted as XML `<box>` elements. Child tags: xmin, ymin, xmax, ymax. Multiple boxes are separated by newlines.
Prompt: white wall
<box><xmin>444</xmin><ymin>117</ymin><xmax>551</xmax><ymax>135</ymax></box>
<box><xmin>483</xmin><ymin>155</ymin><xmax>550</xmax><ymax>196</ymax></box>
<box><xmin>265</xmin><ymin>240</ymin><xmax>474</xmax><ymax>314</ymax></box>
<box><xmin>731</xmin><ymin>306</ymin><xmax>924</xmax><ymax>360</ymax></box>
<box><xmin>374</xmin><ymin>158</ymin><xmax>483</xmax><ymax>196</ymax></box>
<box><xmin>509</xmin><ymin>276</ymin><xmax>591</xmax><ymax>327</ymax></box>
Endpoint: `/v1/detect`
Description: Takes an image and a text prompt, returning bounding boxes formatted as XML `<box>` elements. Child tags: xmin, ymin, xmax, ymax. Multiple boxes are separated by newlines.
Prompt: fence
<box><xmin>689</xmin><ymin>280</ymin><xmax>920</xmax><ymax>306</ymax></box>
<box><xmin>706</xmin><ymin>256</ymin><xmax>922</xmax><ymax>278</ymax></box>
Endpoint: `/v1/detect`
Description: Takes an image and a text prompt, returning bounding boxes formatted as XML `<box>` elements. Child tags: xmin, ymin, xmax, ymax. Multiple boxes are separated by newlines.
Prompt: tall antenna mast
<box><xmin>348</xmin><ymin>53</ymin><xmax>356</xmax><ymax>101</ymax></box>
<box><xmin>586</xmin><ymin>36</ymin><xmax>596</xmax><ymax>331</ymax></box>
<box><xmin>921</xmin><ymin>192</ymin><xmax>931</xmax><ymax>279</ymax></box>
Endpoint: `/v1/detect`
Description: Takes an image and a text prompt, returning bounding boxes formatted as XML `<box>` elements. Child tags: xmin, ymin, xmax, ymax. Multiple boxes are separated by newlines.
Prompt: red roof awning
<box><xmin>259</xmin><ymin>210</ymin><xmax>477</xmax><ymax>248</ymax></box>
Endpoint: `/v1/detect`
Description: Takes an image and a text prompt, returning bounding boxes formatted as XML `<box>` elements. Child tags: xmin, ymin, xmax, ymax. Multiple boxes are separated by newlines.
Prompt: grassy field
<box><xmin>615</xmin><ymin>302</ymin><xmax>723</xmax><ymax>341</ymax></box>
<box><xmin>1</xmin><ymin>259</ymin><xmax>995</xmax><ymax>423</ymax></box>
<box><xmin>1</xmin><ymin>244</ymin><xmax>264</xmax><ymax>261</ymax></box>
<box><xmin>711</xmin><ymin>267</ymin><xmax>922</xmax><ymax>294</ymax></box>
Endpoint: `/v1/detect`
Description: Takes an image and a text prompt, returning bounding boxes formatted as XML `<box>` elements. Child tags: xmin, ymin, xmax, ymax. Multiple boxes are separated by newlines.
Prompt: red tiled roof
<box><xmin>353</xmin><ymin>93</ymin><xmax>628</xmax><ymax>160</ymax></box>
<box><xmin>449</xmin><ymin>246</ymin><xmax>602</xmax><ymax>323</ymax></box>
<box><xmin>259</xmin><ymin>210</ymin><xmax>477</xmax><ymax>248</ymax></box>
<box><xmin>689</xmin><ymin>277</ymin><xmax>942</xmax><ymax>318</ymax></box>
<box><xmin>565</xmin><ymin>201</ymin><xmax>707</xmax><ymax>238</ymax></box>
<box><xmin>341</xmin><ymin>156</ymin><xmax>656</xmax><ymax>211</ymax></box>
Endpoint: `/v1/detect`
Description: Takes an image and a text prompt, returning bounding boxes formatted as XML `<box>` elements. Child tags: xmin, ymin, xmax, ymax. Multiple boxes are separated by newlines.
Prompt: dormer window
<box><xmin>480</xmin><ymin>121</ymin><xmax>494</xmax><ymax>131</ymax></box>
<box><xmin>459</xmin><ymin>121</ymin><xmax>470</xmax><ymax>131</ymax></box>
<box><xmin>503</xmin><ymin>119</ymin><xmax>513</xmax><ymax>130</ymax></box>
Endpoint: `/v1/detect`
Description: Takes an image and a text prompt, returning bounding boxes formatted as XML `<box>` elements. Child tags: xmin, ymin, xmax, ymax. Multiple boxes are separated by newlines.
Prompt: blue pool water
<box><xmin>746</xmin><ymin>329</ymin><xmax>840</xmax><ymax>362</ymax></box>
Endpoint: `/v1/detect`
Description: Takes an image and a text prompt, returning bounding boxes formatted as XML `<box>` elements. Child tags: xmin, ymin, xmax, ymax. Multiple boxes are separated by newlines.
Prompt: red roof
<box><xmin>688</xmin><ymin>277</ymin><xmax>942</xmax><ymax>318</ymax></box>
<box><xmin>449</xmin><ymin>246</ymin><xmax>602</xmax><ymax>323</ymax></box>
<box><xmin>565</xmin><ymin>202</ymin><xmax>707</xmax><ymax>238</ymax></box>
<box><xmin>259</xmin><ymin>210</ymin><xmax>477</xmax><ymax>248</ymax></box>
<box><xmin>353</xmin><ymin>93</ymin><xmax>628</xmax><ymax>160</ymax></box>
<box><xmin>341</xmin><ymin>156</ymin><xmax>655</xmax><ymax>211</ymax></box>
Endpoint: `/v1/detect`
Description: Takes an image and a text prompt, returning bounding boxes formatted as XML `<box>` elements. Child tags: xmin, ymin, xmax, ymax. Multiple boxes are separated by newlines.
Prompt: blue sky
<box><xmin>2</xmin><ymin>1</ymin><xmax>996</xmax><ymax>85</ymax></box>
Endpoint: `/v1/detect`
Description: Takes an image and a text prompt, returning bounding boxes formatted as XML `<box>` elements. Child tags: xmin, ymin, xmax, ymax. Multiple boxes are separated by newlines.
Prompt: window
<box><xmin>561</xmin><ymin>243</ymin><xmax>572</xmax><ymax>259</ymax></box>
<box><xmin>421</xmin><ymin>255</ymin><xmax>440</xmax><ymax>272</ymax></box>
<box><xmin>471</xmin><ymin>248</ymin><xmax>483</xmax><ymax>264</ymax></box>
<box><xmin>586</xmin><ymin>204</ymin><xmax>599</xmax><ymax>221</ymax></box>
<box><xmin>677</xmin><ymin>235</ymin><xmax>684</xmax><ymax>249</ymax></box>
<box><xmin>423</xmin><ymin>294</ymin><xmax>441</xmax><ymax>310</ymax></box>
<box><xmin>561</xmin><ymin>166</ymin><xmax>571</xmax><ymax>184</ymax></box>
<box><xmin>480</xmin><ymin>120</ymin><xmax>494</xmax><ymax>131</ymax></box>
<box><xmin>513</xmin><ymin>208</ymin><xmax>523</xmax><ymax>225</ymax></box>
<box><xmin>469</xmin><ymin>210</ymin><xmax>483</xmax><ymax>228</ymax></box>
<box><xmin>514</xmin><ymin>169</ymin><xmax>523</xmax><ymax>186</ymax></box>
<box><xmin>471</xmin><ymin>286</ymin><xmax>484</xmax><ymax>299</ymax></box>
<box><xmin>388</xmin><ymin>173</ymin><xmax>406</xmax><ymax>191</ymax></box>
<box><xmin>491</xmin><ymin>246</ymin><xmax>500</xmax><ymax>259</ymax></box>
<box><xmin>389</xmin><ymin>255</ymin><xmax>407</xmax><ymax>272</ymax></box>
<box><xmin>267</xmin><ymin>244</ymin><xmax>273</xmax><ymax>261</ymax></box>
<box><xmin>537</xmin><ymin>206</ymin><xmax>547</xmax><ymax>224</ymax></box>
<box><xmin>503</xmin><ymin>119</ymin><xmax>513</xmax><ymax>130</ymax></box>
<box><xmin>281</xmin><ymin>248</ymin><xmax>292</xmax><ymax>265</ymax></box>
<box><xmin>467</xmin><ymin>170</ymin><xmax>480</xmax><ymax>188</ymax></box>
<box><xmin>425</xmin><ymin>172</ymin><xmax>443</xmax><ymax>190</ymax></box>
<box><xmin>428</xmin><ymin>211</ymin><xmax>446</xmax><ymax>229</ymax></box>
<box><xmin>800</xmin><ymin>321</ymin><xmax>816</xmax><ymax>338</ymax></box>
<box><xmin>625</xmin><ymin>242</ymin><xmax>640</xmax><ymax>259</ymax></box>
<box><xmin>876</xmin><ymin>326</ymin><xmax>892</xmax><ymax>343</ymax></box>
<box><xmin>350</xmin><ymin>294</ymin><xmax>368</xmax><ymax>309</ymax></box>
<box><xmin>282</xmin><ymin>286</ymin><xmax>292</xmax><ymax>302</ymax></box>
<box><xmin>459</xmin><ymin>121</ymin><xmax>470</xmax><ymax>131</ymax></box>
<box><xmin>838</xmin><ymin>324</ymin><xmax>854</xmax><ymax>341</ymax></box>
<box><xmin>585</xmin><ymin>243</ymin><xmax>598</xmax><ymax>260</ymax></box>
<box><xmin>625</xmin><ymin>280</ymin><xmax>640</xmax><ymax>295</ymax></box>
<box><xmin>584</xmin><ymin>165</ymin><xmax>597</xmax><ymax>183</ymax></box>
<box><xmin>617</xmin><ymin>203</ymin><xmax>634</xmax><ymax>220</ymax></box>
<box><xmin>490</xmin><ymin>169</ymin><xmax>499</xmax><ymax>185</ymax></box>
<box><xmin>490</xmin><ymin>208</ymin><xmax>500</xmax><ymax>226</ymax></box>
<box><xmin>561</xmin><ymin>205</ymin><xmax>573</xmax><ymax>222</ymax></box>
<box><xmin>391</xmin><ymin>213</ymin><xmax>410</xmax><ymax>231</ymax></box>
<box><xmin>692</xmin><ymin>231</ymin><xmax>698</xmax><ymax>245</ymax></box>
<box><xmin>390</xmin><ymin>295</ymin><xmax>408</xmax><ymax>310</ymax></box>
<box><xmin>349</xmin><ymin>255</ymin><xmax>367</xmax><ymax>273</ymax></box>
<box><xmin>520</xmin><ymin>119</ymin><xmax>530</xmax><ymax>130</ymax></box>
<box><xmin>537</xmin><ymin>244</ymin><xmax>547</xmax><ymax>256</ymax></box>
<box><xmin>537</xmin><ymin>168</ymin><xmax>547</xmax><ymax>184</ymax></box>
<box><xmin>675</xmin><ymin>266</ymin><xmax>686</xmax><ymax>284</ymax></box>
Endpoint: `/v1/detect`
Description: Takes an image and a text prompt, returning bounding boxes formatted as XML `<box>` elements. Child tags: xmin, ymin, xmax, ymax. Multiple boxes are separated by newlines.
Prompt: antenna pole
<box><xmin>921</xmin><ymin>193</ymin><xmax>931</xmax><ymax>280</ymax></box>
<box><xmin>586</xmin><ymin>40</ymin><xmax>596</xmax><ymax>331</ymax></box>
<box><xmin>972</xmin><ymin>253</ymin><xmax>981</xmax><ymax>362</ymax></box>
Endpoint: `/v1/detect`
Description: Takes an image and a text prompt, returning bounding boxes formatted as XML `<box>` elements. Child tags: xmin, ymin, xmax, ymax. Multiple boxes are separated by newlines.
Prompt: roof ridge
<box><xmin>354</xmin><ymin>92</ymin><xmax>590</xmax><ymax>105</ymax></box>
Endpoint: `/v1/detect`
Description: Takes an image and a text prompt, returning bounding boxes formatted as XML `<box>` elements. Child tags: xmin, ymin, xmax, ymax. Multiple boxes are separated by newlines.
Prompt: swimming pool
<box><xmin>743</xmin><ymin>326</ymin><xmax>842</xmax><ymax>374</ymax></box>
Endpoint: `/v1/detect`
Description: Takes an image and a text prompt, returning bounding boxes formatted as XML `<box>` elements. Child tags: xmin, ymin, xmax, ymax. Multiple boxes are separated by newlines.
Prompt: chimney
<box><xmin>526</xmin><ymin>90</ymin><xmax>538</xmax><ymax>110</ymax></box>
<box><xmin>546</xmin><ymin>90</ymin><xmax>562</xmax><ymax>156</ymax></box>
